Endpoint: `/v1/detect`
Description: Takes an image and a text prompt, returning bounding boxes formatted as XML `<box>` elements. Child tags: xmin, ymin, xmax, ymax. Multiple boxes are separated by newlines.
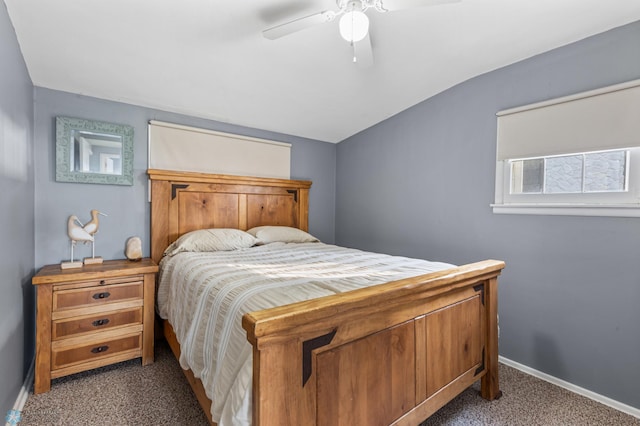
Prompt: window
<box><xmin>510</xmin><ymin>149</ymin><xmax>628</xmax><ymax>195</ymax></box>
<box><xmin>493</xmin><ymin>79</ymin><xmax>640</xmax><ymax>217</ymax></box>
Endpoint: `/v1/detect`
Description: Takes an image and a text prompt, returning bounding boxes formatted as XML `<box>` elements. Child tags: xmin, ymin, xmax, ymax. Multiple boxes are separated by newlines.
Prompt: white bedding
<box><xmin>157</xmin><ymin>242</ymin><xmax>454</xmax><ymax>425</ymax></box>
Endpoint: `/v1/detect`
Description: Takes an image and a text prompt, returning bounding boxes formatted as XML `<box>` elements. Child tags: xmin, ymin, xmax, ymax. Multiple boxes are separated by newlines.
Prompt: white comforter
<box><xmin>157</xmin><ymin>242</ymin><xmax>453</xmax><ymax>425</ymax></box>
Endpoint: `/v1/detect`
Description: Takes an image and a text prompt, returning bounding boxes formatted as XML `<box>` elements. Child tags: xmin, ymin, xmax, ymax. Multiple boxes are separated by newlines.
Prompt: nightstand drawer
<box><xmin>53</xmin><ymin>281</ymin><xmax>143</xmax><ymax>311</ymax></box>
<box><xmin>51</xmin><ymin>332</ymin><xmax>142</xmax><ymax>371</ymax></box>
<box><xmin>52</xmin><ymin>308</ymin><xmax>143</xmax><ymax>340</ymax></box>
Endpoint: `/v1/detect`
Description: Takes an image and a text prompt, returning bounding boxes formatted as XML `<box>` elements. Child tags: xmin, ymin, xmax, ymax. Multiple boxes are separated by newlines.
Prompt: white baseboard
<box><xmin>4</xmin><ymin>357</ymin><xmax>34</xmax><ymax>426</ymax></box>
<box><xmin>499</xmin><ymin>356</ymin><xmax>640</xmax><ymax>419</ymax></box>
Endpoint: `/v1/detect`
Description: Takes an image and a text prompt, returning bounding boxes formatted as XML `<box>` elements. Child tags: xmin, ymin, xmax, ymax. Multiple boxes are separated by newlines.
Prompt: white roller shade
<box><xmin>497</xmin><ymin>79</ymin><xmax>640</xmax><ymax>160</ymax></box>
<box><xmin>148</xmin><ymin>121</ymin><xmax>291</xmax><ymax>179</ymax></box>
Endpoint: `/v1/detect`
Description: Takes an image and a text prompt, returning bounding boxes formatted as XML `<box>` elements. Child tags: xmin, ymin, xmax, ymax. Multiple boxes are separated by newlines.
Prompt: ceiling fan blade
<box><xmin>380</xmin><ymin>0</ymin><xmax>460</xmax><ymax>12</ymax></box>
<box><xmin>354</xmin><ymin>33</ymin><xmax>373</xmax><ymax>68</ymax></box>
<box><xmin>263</xmin><ymin>11</ymin><xmax>335</xmax><ymax>40</ymax></box>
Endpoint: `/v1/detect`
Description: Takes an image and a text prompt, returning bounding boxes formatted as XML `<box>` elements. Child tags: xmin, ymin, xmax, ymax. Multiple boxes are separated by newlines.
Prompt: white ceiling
<box><xmin>5</xmin><ymin>0</ymin><xmax>640</xmax><ymax>143</ymax></box>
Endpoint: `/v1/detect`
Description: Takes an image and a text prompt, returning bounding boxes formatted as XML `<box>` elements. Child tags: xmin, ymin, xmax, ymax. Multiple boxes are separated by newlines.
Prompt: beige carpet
<box><xmin>20</xmin><ymin>341</ymin><xmax>208</xmax><ymax>425</ymax></box>
<box><xmin>20</xmin><ymin>341</ymin><xmax>640</xmax><ymax>426</ymax></box>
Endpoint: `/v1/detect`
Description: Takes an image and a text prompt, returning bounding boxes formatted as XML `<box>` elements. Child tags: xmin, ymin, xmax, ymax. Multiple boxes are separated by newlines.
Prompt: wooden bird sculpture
<box><xmin>62</xmin><ymin>210</ymin><xmax>108</xmax><ymax>269</ymax></box>
<box><xmin>83</xmin><ymin>209</ymin><xmax>107</xmax><ymax>235</ymax></box>
<box><xmin>63</xmin><ymin>215</ymin><xmax>92</xmax><ymax>269</ymax></box>
<box><xmin>67</xmin><ymin>215</ymin><xmax>94</xmax><ymax>244</ymax></box>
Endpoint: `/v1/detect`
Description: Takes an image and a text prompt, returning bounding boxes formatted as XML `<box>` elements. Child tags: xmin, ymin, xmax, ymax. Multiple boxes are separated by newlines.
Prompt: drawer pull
<box><xmin>92</xmin><ymin>318</ymin><xmax>110</xmax><ymax>327</ymax></box>
<box><xmin>99</xmin><ymin>280</ymin><xmax>106</xmax><ymax>285</ymax></box>
<box><xmin>90</xmin><ymin>345</ymin><xmax>109</xmax><ymax>354</ymax></box>
<box><xmin>92</xmin><ymin>292</ymin><xmax>111</xmax><ymax>300</ymax></box>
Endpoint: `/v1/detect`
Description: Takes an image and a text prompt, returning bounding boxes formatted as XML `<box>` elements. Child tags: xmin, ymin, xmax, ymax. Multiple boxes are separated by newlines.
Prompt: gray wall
<box><xmin>336</xmin><ymin>21</ymin><xmax>640</xmax><ymax>409</ymax></box>
<box><xmin>33</xmin><ymin>88</ymin><xmax>336</xmax><ymax>268</ymax></box>
<box><xmin>0</xmin><ymin>1</ymin><xmax>35</xmax><ymax>417</ymax></box>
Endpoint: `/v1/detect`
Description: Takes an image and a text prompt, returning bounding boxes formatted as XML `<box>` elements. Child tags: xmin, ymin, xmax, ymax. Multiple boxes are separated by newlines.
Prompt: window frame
<box><xmin>493</xmin><ymin>147</ymin><xmax>640</xmax><ymax>217</ymax></box>
<box><xmin>509</xmin><ymin>149</ymin><xmax>630</xmax><ymax>196</ymax></box>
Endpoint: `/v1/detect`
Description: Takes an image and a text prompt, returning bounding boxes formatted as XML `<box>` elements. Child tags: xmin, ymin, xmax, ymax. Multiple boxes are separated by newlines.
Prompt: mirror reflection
<box><xmin>55</xmin><ymin>116</ymin><xmax>134</xmax><ymax>186</ymax></box>
<box><xmin>71</xmin><ymin>130</ymin><xmax>123</xmax><ymax>175</ymax></box>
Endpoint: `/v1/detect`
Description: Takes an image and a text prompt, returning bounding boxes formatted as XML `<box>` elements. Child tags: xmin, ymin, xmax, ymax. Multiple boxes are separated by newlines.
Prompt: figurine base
<box><xmin>84</xmin><ymin>257</ymin><xmax>104</xmax><ymax>265</ymax></box>
<box><xmin>61</xmin><ymin>261</ymin><xmax>83</xmax><ymax>270</ymax></box>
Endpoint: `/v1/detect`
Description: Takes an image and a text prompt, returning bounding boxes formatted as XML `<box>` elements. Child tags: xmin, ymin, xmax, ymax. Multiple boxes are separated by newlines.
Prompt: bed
<box><xmin>148</xmin><ymin>169</ymin><xmax>505</xmax><ymax>426</ymax></box>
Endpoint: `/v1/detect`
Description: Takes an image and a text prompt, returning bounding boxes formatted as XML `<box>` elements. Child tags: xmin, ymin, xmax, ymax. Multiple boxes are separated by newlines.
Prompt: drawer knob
<box><xmin>92</xmin><ymin>318</ymin><xmax>110</xmax><ymax>327</ymax></box>
<box><xmin>99</xmin><ymin>280</ymin><xmax>106</xmax><ymax>285</ymax></box>
<box><xmin>91</xmin><ymin>345</ymin><xmax>109</xmax><ymax>354</ymax></box>
<box><xmin>92</xmin><ymin>292</ymin><xmax>111</xmax><ymax>300</ymax></box>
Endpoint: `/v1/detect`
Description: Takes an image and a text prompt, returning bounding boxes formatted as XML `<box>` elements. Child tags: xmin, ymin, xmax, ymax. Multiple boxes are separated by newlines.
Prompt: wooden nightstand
<box><xmin>32</xmin><ymin>258</ymin><xmax>158</xmax><ymax>394</ymax></box>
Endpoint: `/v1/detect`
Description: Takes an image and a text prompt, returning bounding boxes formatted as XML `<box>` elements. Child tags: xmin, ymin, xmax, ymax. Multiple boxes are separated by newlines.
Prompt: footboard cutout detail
<box><xmin>171</xmin><ymin>184</ymin><xmax>189</xmax><ymax>200</ymax></box>
<box><xmin>302</xmin><ymin>329</ymin><xmax>337</xmax><ymax>386</ymax></box>
<box><xmin>473</xmin><ymin>283</ymin><xmax>485</xmax><ymax>305</ymax></box>
<box><xmin>286</xmin><ymin>189</ymin><xmax>298</xmax><ymax>202</ymax></box>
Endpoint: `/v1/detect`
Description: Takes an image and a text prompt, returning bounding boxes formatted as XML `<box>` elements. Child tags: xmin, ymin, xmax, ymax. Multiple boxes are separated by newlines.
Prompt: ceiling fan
<box><xmin>262</xmin><ymin>0</ymin><xmax>459</xmax><ymax>66</ymax></box>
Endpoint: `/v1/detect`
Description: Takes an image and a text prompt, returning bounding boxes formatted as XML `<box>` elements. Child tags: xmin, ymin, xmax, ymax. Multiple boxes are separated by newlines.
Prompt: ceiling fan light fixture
<box><xmin>339</xmin><ymin>10</ymin><xmax>369</xmax><ymax>42</ymax></box>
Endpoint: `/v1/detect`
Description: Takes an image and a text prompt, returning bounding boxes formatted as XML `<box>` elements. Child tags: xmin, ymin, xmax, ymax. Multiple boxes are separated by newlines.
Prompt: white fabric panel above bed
<box><xmin>148</xmin><ymin>120</ymin><xmax>291</xmax><ymax>179</ymax></box>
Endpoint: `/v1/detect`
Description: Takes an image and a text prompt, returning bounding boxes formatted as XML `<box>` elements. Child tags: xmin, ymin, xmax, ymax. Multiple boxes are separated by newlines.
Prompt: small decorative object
<box><xmin>125</xmin><ymin>236</ymin><xmax>143</xmax><ymax>261</ymax></box>
<box><xmin>61</xmin><ymin>209</ymin><xmax>107</xmax><ymax>269</ymax></box>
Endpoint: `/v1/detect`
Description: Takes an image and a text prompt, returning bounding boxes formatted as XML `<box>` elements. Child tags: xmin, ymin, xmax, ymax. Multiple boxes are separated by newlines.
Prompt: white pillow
<box><xmin>246</xmin><ymin>226</ymin><xmax>319</xmax><ymax>244</ymax></box>
<box><xmin>163</xmin><ymin>228</ymin><xmax>258</xmax><ymax>257</ymax></box>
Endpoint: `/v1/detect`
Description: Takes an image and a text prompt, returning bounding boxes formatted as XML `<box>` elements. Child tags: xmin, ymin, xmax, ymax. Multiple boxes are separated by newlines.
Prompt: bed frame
<box><xmin>148</xmin><ymin>169</ymin><xmax>505</xmax><ymax>426</ymax></box>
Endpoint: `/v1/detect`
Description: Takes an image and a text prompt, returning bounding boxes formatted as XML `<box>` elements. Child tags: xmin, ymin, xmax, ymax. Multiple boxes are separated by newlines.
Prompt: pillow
<box><xmin>163</xmin><ymin>228</ymin><xmax>259</xmax><ymax>257</ymax></box>
<box><xmin>246</xmin><ymin>226</ymin><xmax>319</xmax><ymax>244</ymax></box>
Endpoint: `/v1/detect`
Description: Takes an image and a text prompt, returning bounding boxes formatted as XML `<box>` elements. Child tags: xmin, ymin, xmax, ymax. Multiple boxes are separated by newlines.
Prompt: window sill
<box><xmin>491</xmin><ymin>204</ymin><xmax>640</xmax><ymax>217</ymax></box>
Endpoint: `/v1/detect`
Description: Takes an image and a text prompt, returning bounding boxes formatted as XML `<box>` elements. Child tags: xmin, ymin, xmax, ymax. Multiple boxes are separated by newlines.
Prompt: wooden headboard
<box><xmin>148</xmin><ymin>169</ymin><xmax>312</xmax><ymax>264</ymax></box>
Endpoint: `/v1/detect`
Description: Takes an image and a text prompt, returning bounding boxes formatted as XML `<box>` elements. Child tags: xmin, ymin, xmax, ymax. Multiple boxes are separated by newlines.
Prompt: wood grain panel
<box><xmin>148</xmin><ymin>169</ymin><xmax>312</xmax><ymax>189</ymax></box>
<box><xmin>148</xmin><ymin>170</ymin><xmax>312</xmax><ymax>264</ymax></box>
<box><xmin>247</xmin><ymin>194</ymin><xmax>297</xmax><ymax>229</ymax></box>
<box><xmin>178</xmin><ymin>192</ymin><xmax>240</xmax><ymax>235</ymax></box>
<box><xmin>253</xmin><ymin>339</ymin><xmax>316</xmax><ymax>426</ymax></box>
<box><xmin>142</xmin><ymin>272</ymin><xmax>155</xmax><ymax>365</ymax></box>
<box><xmin>52</xmin><ymin>275</ymin><xmax>141</xmax><ymax>291</ymax></box>
<box><xmin>53</xmin><ymin>282</ymin><xmax>143</xmax><ymax>311</ymax></box>
<box><xmin>414</xmin><ymin>315</ymin><xmax>427</xmax><ymax>403</ymax></box>
<box><xmin>151</xmin><ymin>180</ymin><xmax>171</xmax><ymax>263</ymax></box>
<box><xmin>52</xmin><ymin>308</ymin><xmax>142</xmax><ymax>340</ymax></box>
<box><xmin>316</xmin><ymin>321</ymin><xmax>415</xmax><ymax>426</ymax></box>
<box><xmin>424</xmin><ymin>296</ymin><xmax>483</xmax><ymax>397</ymax></box>
<box><xmin>298</xmin><ymin>189</ymin><xmax>309</xmax><ymax>231</ymax></box>
<box><xmin>50</xmin><ymin>349</ymin><xmax>142</xmax><ymax>380</ymax></box>
<box><xmin>32</xmin><ymin>259</ymin><xmax>157</xmax><ymax>286</ymax></box>
<box><xmin>35</xmin><ymin>284</ymin><xmax>53</xmax><ymax>393</ymax></box>
<box><xmin>51</xmin><ymin>333</ymin><xmax>142</xmax><ymax>370</ymax></box>
<box><xmin>481</xmin><ymin>277</ymin><xmax>501</xmax><ymax>400</ymax></box>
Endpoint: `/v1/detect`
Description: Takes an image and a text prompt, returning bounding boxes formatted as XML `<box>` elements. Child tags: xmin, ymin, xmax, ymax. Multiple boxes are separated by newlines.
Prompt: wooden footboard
<box><xmin>242</xmin><ymin>259</ymin><xmax>504</xmax><ymax>426</ymax></box>
<box><xmin>163</xmin><ymin>260</ymin><xmax>503</xmax><ymax>426</ymax></box>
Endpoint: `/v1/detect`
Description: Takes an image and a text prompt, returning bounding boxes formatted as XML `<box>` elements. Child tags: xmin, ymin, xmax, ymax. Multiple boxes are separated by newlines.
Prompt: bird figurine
<box><xmin>61</xmin><ymin>210</ymin><xmax>107</xmax><ymax>269</ymax></box>
<box><xmin>83</xmin><ymin>209</ymin><xmax>107</xmax><ymax>236</ymax></box>
<box><xmin>67</xmin><ymin>215</ymin><xmax>94</xmax><ymax>243</ymax></box>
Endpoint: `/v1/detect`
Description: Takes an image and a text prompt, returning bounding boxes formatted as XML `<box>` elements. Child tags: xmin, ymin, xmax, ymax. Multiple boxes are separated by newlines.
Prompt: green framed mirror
<box><xmin>55</xmin><ymin>116</ymin><xmax>134</xmax><ymax>185</ymax></box>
